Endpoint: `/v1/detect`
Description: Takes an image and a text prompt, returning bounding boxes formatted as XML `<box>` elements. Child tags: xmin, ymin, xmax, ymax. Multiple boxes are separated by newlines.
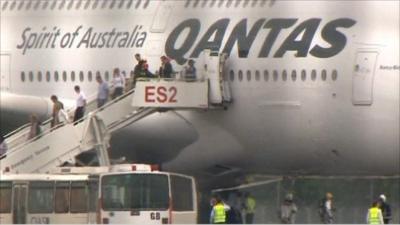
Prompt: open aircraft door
<box><xmin>352</xmin><ymin>51</ymin><xmax>378</xmax><ymax>105</ymax></box>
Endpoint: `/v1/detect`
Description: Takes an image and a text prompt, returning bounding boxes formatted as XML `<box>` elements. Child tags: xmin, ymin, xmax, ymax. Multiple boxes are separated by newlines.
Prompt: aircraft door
<box><xmin>0</xmin><ymin>54</ymin><xmax>11</xmax><ymax>91</ymax></box>
<box><xmin>12</xmin><ymin>184</ymin><xmax>27</xmax><ymax>224</ymax></box>
<box><xmin>352</xmin><ymin>51</ymin><xmax>378</xmax><ymax>105</ymax></box>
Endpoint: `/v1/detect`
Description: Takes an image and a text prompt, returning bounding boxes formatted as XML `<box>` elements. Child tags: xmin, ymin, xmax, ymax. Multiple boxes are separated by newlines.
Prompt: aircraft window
<box><xmin>101</xmin><ymin>0</ymin><xmax>107</xmax><ymax>9</ymax></box>
<box><xmin>282</xmin><ymin>70</ymin><xmax>288</xmax><ymax>81</ymax></box>
<box><xmin>92</xmin><ymin>0</ymin><xmax>99</xmax><ymax>9</ymax></box>
<box><xmin>255</xmin><ymin>70</ymin><xmax>260</xmax><ymax>81</ymax></box>
<box><xmin>80</xmin><ymin>71</ymin><xmax>84</xmax><ymax>82</ymax></box>
<box><xmin>37</xmin><ymin>71</ymin><xmax>42</xmax><ymax>82</ymax></box>
<box><xmin>54</xmin><ymin>71</ymin><xmax>59</xmax><ymax>82</ymax></box>
<box><xmin>109</xmin><ymin>0</ymin><xmax>116</xmax><ymax>9</ymax></box>
<box><xmin>229</xmin><ymin>70</ymin><xmax>234</xmax><ymax>81</ymax></box>
<box><xmin>331</xmin><ymin>70</ymin><xmax>338</xmax><ymax>81</ymax></box>
<box><xmin>46</xmin><ymin>71</ymin><xmax>51</xmax><ymax>82</ymax></box>
<box><xmin>75</xmin><ymin>0</ymin><xmax>82</xmax><ymax>9</ymax></box>
<box><xmin>243</xmin><ymin>0</ymin><xmax>250</xmax><ymax>7</ymax></box>
<box><xmin>21</xmin><ymin>72</ymin><xmax>25</xmax><ymax>82</ymax></box>
<box><xmin>144</xmin><ymin>0</ymin><xmax>150</xmax><ymax>9</ymax></box>
<box><xmin>134</xmin><ymin>0</ymin><xmax>141</xmax><ymax>8</ymax></box>
<box><xmin>321</xmin><ymin>69</ymin><xmax>327</xmax><ymax>81</ymax></box>
<box><xmin>88</xmin><ymin>71</ymin><xmax>93</xmax><ymax>82</ymax></box>
<box><xmin>63</xmin><ymin>71</ymin><xmax>68</xmax><ymax>82</ymax></box>
<box><xmin>58</xmin><ymin>0</ymin><xmax>66</xmax><ymax>10</ymax></box>
<box><xmin>42</xmin><ymin>1</ymin><xmax>48</xmax><ymax>10</ymax></box>
<box><xmin>193</xmin><ymin>0</ymin><xmax>199</xmax><ymax>7</ymax></box>
<box><xmin>218</xmin><ymin>0</ymin><xmax>224</xmax><ymax>8</ymax></box>
<box><xmin>263</xmin><ymin>70</ymin><xmax>269</xmax><ymax>81</ymax></box>
<box><xmin>251</xmin><ymin>0</ymin><xmax>258</xmax><ymax>7</ymax></box>
<box><xmin>33</xmin><ymin>0</ymin><xmax>40</xmax><ymax>10</ymax></box>
<box><xmin>273</xmin><ymin>70</ymin><xmax>278</xmax><ymax>81</ymax></box>
<box><xmin>238</xmin><ymin>70</ymin><xmax>243</xmax><ymax>81</ymax></box>
<box><xmin>184</xmin><ymin>0</ymin><xmax>190</xmax><ymax>8</ymax></box>
<box><xmin>260</xmin><ymin>0</ymin><xmax>267</xmax><ymax>6</ymax></box>
<box><xmin>291</xmin><ymin>70</ymin><xmax>297</xmax><ymax>81</ymax></box>
<box><xmin>29</xmin><ymin>71</ymin><xmax>34</xmax><ymax>82</ymax></box>
<box><xmin>301</xmin><ymin>70</ymin><xmax>306</xmax><ymax>81</ymax></box>
<box><xmin>105</xmin><ymin>71</ymin><xmax>110</xmax><ymax>81</ymax></box>
<box><xmin>51</xmin><ymin>0</ymin><xmax>57</xmax><ymax>10</ymax></box>
<box><xmin>127</xmin><ymin>0</ymin><xmax>133</xmax><ymax>9</ymax></box>
<box><xmin>226</xmin><ymin>0</ymin><xmax>233</xmax><ymax>7</ymax></box>
<box><xmin>84</xmin><ymin>0</ymin><xmax>90</xmax><ymax>9</ymax></box>
<box><xmin>25</xmin><ymin>1</ymin><xmax>32</xmax><ymax>10</ymax></box>
<box><xmin>72</xmin><ymin>71</ymin><xmax>77</xmax><ymax>82</ymax></box>
<box><xmin>9</xmin><ymin>1</ymin><xmax>16</xmax><ymax>10</ymax></box>
<box><xmin>246</xmin><ymin>70</ymin><xmax>251</xmax><ymax>81</ymax></box>
<box><xmin>311</xmin><ymin>69</ymin><xmax>317</xmax><ymax>81</ymax></box>
<box><xmin>67</xmin><ymin>0</ymin><xmax>74</xmax><ymax>10</ymax></box>
<box><xmin>234</xmin><ymin>0</ymin><xmax>241</xmax><ymax>8</ymax></box>
<box><xmin>210</xmin><ymin>0</ymin><xmax>217</xmax><ymax>7</ymax></box>
<box><xmin>118</xmin><ymin>0</ymin><xmax>124</xmax><ymax>9</ymax></box>
<box><xmin>17</xmin><ymin>0</ymin><xmax>24</xmax><ymax>10</ymax></box>
<box><xmin>2</xmin><ymin>1</ymin><xmax>9</xmax><ymax>11</ymax></box>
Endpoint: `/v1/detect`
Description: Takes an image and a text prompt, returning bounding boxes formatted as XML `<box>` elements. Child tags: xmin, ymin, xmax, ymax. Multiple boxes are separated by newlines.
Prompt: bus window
<box><xmin>55</xmin><ymin>181</ymin><xmax>70</xmax><ymax>213</ymax></box>
<box><xmin>88</xmin><ymin>180</ymin><xmax>99</xmax><ymax>212</ymax></box>
<box><xmin>170</xmin><ymin>175</ymin><xmax>194</xmax><ymax>211</ymax></box>
<box><xmin>101</xmin><ymin>174</ymin><xmax>169</xmax><ymax>211</ymax></box>
<box><xmin>0</xmin><ymin>181</ymin><xmax>12</xmax><ymax>213</ymax></box>
<box><xmin>70</xmin><ymin>181</ymin><xmax>88</xmax><ymax>213</ymax></box>
<box><xmin>28</xmin><ymin>181</ymin><xmax>54</xmax><ymax>213</ymax></box>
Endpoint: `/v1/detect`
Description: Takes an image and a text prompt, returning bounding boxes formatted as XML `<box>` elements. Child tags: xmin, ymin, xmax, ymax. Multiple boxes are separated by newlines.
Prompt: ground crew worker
<box><xmin>210</xmin><ymin>197</ymin><xmax>228</xmax><ymax>224</ymax></box>
<box><xmin>378</xmin><ymin>194</ymin><xmax>392</xmax><ymax>224</ymax></box>
<box><xmin>244</xmin><ymin>192</ymin><xmax>256</xmax><ymax>224</ymax></box>
<box><xmin>367</xmin><ymin>201</ymin><xmax>384</xmax><ymax>224</ymax></box>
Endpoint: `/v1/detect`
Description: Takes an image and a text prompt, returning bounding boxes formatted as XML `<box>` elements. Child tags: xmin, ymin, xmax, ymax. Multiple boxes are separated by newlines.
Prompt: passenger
<box><xmin>50</xmin><ymin>95</ymin><xmax>64</xmax><ymax>128</ymax></box>
<box><xmin>210</xmin><ymin>196</ymin><xmax>230</xmax><ymax>224</ymax></box>
<box><xmin>0</xmin><ymin>135</ymin><xmax>8</xmax><ymax>158</ymax></box>
<box><xmin>28</xmin><ymin>114</ymin><xmax>42</xmax><ymax>140</ymax></box>
<box><xmin>280</xmin><ymin>193</ymin><xmax>298</xmax><ymax>224</ymax></box>
<box><xmin>96</xmin><ymin>75</ymin><xmax>109</xmax><ymax>108</ymax></box>
<box><xmin>111</xmin><ymin>68</ymin><xmax>125</xmax><ymax>99</ymax></box>
<box><xmin>378</xmin><ymin>194</ymin><xmax>392</xmax><ymax>224</ymax></box>
<box><xmin>133</xmin><ymin>53</ymin><xmax>142</xmax><ymax>77</ymax></box>
<box><xmin>73</xmin><ymin>85</ymin><xmax>86</xmax><ymax>123</ymax></box>
<box><xmin>159</xmin><ymin>55</ymin><xmax>173</xmax><ymax>79</ymax></box>
<box><xmin>184</xmin><ymin>59</ymin><xmax>197</xmax><ymax>80</ymax></box>
<box><xmin>318</xmin><ymin>192</ymin><xmax>335</xmax><ymax>224</ymax></box>
<box><xmin>141</xmin><ymin>61</ymin><xmax>154</xmax><ymax>78</ymax></box>
<box><xmin>244</xmin><ymin>192</ymin><xmax>256</xmax><ymax>224</ymax></box>
<box><xmin>367</xmin><ymin>201</ymin><xmax>384</xmax><ymax>224</ymax></box>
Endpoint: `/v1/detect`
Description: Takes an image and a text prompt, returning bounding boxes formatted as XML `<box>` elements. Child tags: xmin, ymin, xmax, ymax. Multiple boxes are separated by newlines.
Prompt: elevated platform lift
<box><xmin>0</xmin><ymin>50</ymin><xmax>231</xmax><ymax>174</ymax></box>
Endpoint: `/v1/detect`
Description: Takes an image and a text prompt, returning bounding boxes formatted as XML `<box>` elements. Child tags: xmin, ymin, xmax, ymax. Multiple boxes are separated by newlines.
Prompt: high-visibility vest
<box><xmin>368</xmin><ymin>207</ymin><xmax>382</xmax><ymax>224</ymax></box>
<box><xmin>213</xmin><ymin>203</ymin><xmax>226</xmax><ymax>223</ymax></box>
<box><xmin>246</xmin><ymin>197</ymin><xmax>256</xmax><ymax>214</ymax></box>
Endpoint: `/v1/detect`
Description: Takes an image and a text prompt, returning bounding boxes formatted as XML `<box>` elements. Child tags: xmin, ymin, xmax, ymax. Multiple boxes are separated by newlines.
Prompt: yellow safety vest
<box><xmin>368</xmin><ymin>207</ymin><xmax>381</xmax><ymax>224</ymax></box>
<box><xmin>213</xmin><ymin>203</ymin><xmax>226</xmax><ymax>223</ymax></box>
<box><xmin>246</xmin><ymin>197</ymin><xmax>256</xmax><ymax>214</ymax></box>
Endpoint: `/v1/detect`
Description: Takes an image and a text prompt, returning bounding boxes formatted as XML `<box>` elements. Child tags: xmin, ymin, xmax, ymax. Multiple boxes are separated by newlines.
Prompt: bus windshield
<box><xmin>101</xmin><ymin>174</ymin><xmax>169</xmax><ymax>211</ymax></box>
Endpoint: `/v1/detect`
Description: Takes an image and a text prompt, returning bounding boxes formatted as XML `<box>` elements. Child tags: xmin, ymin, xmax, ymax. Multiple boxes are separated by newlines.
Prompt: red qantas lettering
<box><xmin>145</xmin><ymin>86</ymin><xmax>155</xmax><ymax>102</ymax></box>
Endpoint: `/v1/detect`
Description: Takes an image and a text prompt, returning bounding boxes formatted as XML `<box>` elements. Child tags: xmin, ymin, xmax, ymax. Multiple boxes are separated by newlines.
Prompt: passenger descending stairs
<box><xmin>0</xmin><ymin>50</ymin><xmax>230</xmax><ymax>174</ymax></box>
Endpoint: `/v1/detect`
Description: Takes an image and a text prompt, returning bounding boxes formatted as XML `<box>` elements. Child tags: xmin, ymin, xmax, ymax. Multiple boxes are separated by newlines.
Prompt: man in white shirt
<box><xmin>73</xmin><ymin>85</ymin><xmax>87</xmax><ymax>123</ymax></box>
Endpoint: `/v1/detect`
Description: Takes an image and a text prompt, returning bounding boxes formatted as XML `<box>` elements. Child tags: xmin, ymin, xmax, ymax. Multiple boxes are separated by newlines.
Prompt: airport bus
<box><xmin>0</xmin><ymin>164</ymin><xmax>198</xmax><ymax>224</ymax></box>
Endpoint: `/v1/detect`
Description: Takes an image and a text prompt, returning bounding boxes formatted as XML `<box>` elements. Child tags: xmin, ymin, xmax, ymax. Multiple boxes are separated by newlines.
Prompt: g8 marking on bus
<box><xmin>150</xmin><ymin>212</ymin><xmax>161</xmax><ymax>220</ymax></box>
<box><xmin>145</xmin><ymin>86</ymin><xmax>177</xmax><ymax>103</ymax></box>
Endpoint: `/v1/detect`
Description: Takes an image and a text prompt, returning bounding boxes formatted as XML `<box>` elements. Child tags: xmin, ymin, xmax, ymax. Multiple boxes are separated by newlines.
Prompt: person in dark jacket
<box><xmin>159</xmin><ymin>55</ymin><xmax>173</xmax><ymax>78</ymax></box>
<box><xmin>378</xmin><ymin>194</ymin><xmax>392</xmax><ymax>224</ymax></box>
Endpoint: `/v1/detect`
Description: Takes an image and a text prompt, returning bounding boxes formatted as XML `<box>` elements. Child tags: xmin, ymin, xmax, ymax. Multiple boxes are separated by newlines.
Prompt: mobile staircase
<box><xmin>0</xmin><ymin>50</ymin><xmax>231</xmax><ymax>174</ymax></box>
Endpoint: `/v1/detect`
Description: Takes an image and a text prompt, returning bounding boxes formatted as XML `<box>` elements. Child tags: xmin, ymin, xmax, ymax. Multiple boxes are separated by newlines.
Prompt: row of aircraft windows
<box><xmin>1</xmin><ymin>0</ymin><xmax>150</xmax><ymax>11</ymax></box>
<box><xmin>21</xmin><ymin>69</ymin><xmax>338</xmax><ymax>83</ymax></box>
<box><xmin>227</xmin><ymin>69</ymin><xmax>338</xmax><ymax>82</ymax></box>
<box><xmin>20</xmin><ymin>70</ymin><xmax>134</xmax><ymax>83</ymax></box>
<box><xmin>184</xmin><ymin>0</ymin><xmax>269</xmax><ymax>8</ymax></box>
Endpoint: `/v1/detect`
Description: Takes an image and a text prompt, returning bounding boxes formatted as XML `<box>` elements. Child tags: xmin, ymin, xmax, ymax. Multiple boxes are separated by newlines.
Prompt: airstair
<box><xmin>0</xmin><ymin>50</ymin><xmax>231</xmax><ymax>174</ymax></box>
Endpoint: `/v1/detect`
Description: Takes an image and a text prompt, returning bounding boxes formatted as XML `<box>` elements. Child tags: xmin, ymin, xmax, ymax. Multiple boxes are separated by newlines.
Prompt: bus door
<box><xmin>12</xmin><ymin>184</ymin><xmax>27</xmax><ymax>224</ymax></box>
<box><xmin>170</xmin><ymin>175</ymin><xmax>197</xmax><ymax>223</ymax></box>
<box><xmin>0</xmin><ymin>181</ymin><xmax>13</xmax><ymax>224</ymax></box>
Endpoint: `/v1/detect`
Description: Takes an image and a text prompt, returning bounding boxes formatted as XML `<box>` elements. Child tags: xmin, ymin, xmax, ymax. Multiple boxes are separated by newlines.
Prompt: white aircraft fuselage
<box><xmin>1</xmin><ymin>0</ymin><xmax>399</xmax><ymax>177</ymax></box>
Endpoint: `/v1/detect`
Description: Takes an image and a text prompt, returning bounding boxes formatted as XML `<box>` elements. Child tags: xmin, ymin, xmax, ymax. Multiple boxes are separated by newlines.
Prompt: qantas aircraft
<box><xmin>1</xmin><ymin>0</ymin><xmax>399</xmax><ymax>183</ymax></box>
